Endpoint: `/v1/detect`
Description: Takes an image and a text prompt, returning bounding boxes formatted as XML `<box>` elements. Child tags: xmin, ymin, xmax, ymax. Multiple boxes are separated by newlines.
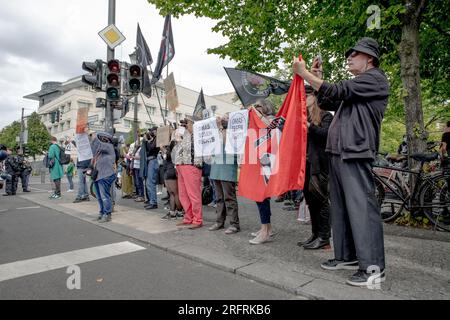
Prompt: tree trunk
<box><xmin>398</xmin><ymin>0</ymin><xmax>427</xmax><ymax>174</ymax></box>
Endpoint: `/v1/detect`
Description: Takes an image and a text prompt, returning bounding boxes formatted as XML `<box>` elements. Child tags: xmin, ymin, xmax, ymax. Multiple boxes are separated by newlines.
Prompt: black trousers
<box><xmin>5</xmin><ymin>174</ymin><xmax>18</xmax><ymax>195</ymax></box>
<box><xmin>329</xmin><ymin>155</ymin><xmax>385</xmax><ymax>271</ymax></box>
<box><xmin>303</xmin><ymin>164</ymin><xmax>330</xmax><ymax>240</ymax></box>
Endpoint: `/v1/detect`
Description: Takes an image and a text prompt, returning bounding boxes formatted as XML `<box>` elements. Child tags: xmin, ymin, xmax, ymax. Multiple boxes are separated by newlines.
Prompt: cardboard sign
<box><xmin>164</xmin><ymin>72</ymin><xmax>179</xmax><ymax>111</ymax></box>
<box><xmin>156</xmin><ymin>125</ymin><xmax>173</xmax><ymax>147</ymax></box>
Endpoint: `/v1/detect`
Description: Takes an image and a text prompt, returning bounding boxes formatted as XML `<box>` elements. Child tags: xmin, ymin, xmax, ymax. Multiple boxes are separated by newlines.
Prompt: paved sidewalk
<box><xmin>19</xmin><ymin>188</ymin><xmax>450</xmax><ymax>300</ymax></box>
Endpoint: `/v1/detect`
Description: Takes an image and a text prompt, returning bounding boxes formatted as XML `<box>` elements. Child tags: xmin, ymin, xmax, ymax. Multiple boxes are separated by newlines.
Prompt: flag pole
<box><xmin>149</xmin><ymin>66</ymin><xmax>167</xmax><ymax>126</ymax></box>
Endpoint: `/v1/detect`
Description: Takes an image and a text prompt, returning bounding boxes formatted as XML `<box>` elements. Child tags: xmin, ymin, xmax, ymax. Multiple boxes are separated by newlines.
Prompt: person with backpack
<box><xmin>48</xmin><ymin>136</ymin><xmax>64</xmax><ymax>199</ymax></box>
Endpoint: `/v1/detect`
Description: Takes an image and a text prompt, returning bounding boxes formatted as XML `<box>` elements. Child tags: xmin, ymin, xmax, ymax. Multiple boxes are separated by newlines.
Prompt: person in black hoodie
<box><xmin>293</xmin><ymin>37</ymin><xmax>389</xmax><ymax>287</ymax></box>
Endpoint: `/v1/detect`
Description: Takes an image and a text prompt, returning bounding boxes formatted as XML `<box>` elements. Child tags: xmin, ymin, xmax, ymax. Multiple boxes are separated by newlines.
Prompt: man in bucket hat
<box><xmin>293</xmin><ymin>37</ymin><xmax>389</xmax><ymax>287</ymax></box>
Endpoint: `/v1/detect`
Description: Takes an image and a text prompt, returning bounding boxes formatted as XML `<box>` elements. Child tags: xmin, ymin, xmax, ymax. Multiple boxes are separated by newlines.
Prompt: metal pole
<box><xmin>133</xmin><ymin>95</ymin><xmax>139</xmax><ymax>144</ymax></box>
<box><xmin>19</xmin><ymin>107</ymin><xmax>24</xmax><ymax>151</ymax></box>
<box><xmin>105</xmin><ymin>0</ymin><xmax>116</xmax><ymax>135</ymax></box>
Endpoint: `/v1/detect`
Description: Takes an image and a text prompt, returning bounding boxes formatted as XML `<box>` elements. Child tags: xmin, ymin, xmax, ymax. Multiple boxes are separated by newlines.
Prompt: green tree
<box><xmin>26</xmin><ymin>112</ymin><xmax>51</xmax><ymax>159</ymax></box>
<box><xmin>148</xmin><ymin>0</ymin><xmax>449</xmax><ymax>160</ymax></box>
<box><xmin>0</xmin><ymin>121</ymin><xmax>21</xmax><ymax>149</ymax></box>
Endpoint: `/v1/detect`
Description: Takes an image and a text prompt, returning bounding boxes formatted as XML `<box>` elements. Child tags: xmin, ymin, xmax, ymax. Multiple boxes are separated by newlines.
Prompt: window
<box><xmin>61</xmin><ymin>105</ymin><xmax>65</xmax><ymax>114</ymax></box>
<box><xmin>124</xmin><ymin>119</ymin><xmax>132</xmax><ymax>128</ymax></box>
<box><xmin>66</xmin><ymin>120</ymin><xmax>71</xmax><ymax>129</ymax></box>
<box><xmin>146</xmin><ymin>105</ymin><xmax>156</xmax><ymax>115</ymax></box>
<box><xmin>60</xmin><ymin>123</ymin><xmax>65</xmax><ymax>132</ymax></box>
<box><xmin>67</xmin><ymin>102</ymin><xmax>71</xmax><ymax>111</ymax></box>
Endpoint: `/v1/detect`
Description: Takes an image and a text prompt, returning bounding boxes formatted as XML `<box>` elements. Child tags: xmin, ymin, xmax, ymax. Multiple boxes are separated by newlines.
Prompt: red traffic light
<box><xmin>107</xmin><ymin>73</ymin><xmax>119</xmax><ymax>86</ymax></box>
<box><xmin>129</xmin><ymin>65</ymin><xmax>141</xmax><ymax>77</ymax></box>
<box><xmin>107</xmin><ymin>59</ymin><xmax>120</xmax><ymax>73</ymax></box>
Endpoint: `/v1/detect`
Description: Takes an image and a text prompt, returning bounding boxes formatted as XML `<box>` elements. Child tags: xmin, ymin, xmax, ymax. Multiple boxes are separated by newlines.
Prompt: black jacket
<box><xmin>316</xmin><ymin>68</ymin><xmax>389</xmax><ymax>161</ymax></box>
<box><xmin>307</xmin><ymin>112</ymin><xmax>333</xmax><ymax>175</ymax></box>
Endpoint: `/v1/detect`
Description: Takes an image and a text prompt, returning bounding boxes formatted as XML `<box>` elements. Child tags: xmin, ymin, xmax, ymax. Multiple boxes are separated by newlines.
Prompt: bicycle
<box><xmin>373</xmin><ymin>152</ymin><xmax>450</xmax><ymax>231</ymax></box>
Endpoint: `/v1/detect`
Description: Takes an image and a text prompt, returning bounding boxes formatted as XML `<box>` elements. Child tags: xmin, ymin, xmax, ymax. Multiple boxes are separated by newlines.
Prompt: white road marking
<box><xmin>0</xmin><ymin>241</ymin><xmax>146</xmax><ymax>282</ymax></box>
<box><xmin>0</xmin><ymin>209</ymin><xmax>8</xmax><ymax>213</ymax></box>
<box><xmin>16</xmin><ymin>206</ymin><xmax>41</xmax><ymax>210</ymax></box>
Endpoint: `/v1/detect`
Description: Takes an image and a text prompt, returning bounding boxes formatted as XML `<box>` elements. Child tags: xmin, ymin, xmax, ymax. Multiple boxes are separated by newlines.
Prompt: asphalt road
<box><xmin>0</xmin><ymin>195</ymin><xmax>294</xmax><ymax>300</ymax></box>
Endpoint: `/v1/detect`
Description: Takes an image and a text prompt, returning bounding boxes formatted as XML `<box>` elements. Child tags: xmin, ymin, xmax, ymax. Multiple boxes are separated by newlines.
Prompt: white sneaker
<box><xmin>67</xmin><ymin>189</ymin><xmax>74</xmax><ymax>192</ymax></box>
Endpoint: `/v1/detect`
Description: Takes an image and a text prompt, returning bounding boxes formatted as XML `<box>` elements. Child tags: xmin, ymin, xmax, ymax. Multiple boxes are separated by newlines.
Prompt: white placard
<box><xmin>193</xmin><ymin>117</ymin><xmax>221</xmax><ymax>157</ymax></box>
<box><xmin>75</xmin><ymin>134</ymin><xmax>93</xmax><ymax>162</ymax></box>
<box><xmin>225</xmin><ymin>110</ymin><xmax>249</xmax><ymax>155</ymax></box>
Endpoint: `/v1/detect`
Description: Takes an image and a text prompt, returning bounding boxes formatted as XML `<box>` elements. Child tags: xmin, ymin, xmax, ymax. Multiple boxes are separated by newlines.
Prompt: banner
<box><xmin>136</xmin><ymin>23</ymin><xmax>153</xmax><ymax>97</ymax></box>
<box><xmin>237</xmin><ymin>71</ymin><xmax>307</xmax><ymax>202</ymax></box>
<box><xmin>164</xmin><ymin>72</ymin><xmax>179</xmax><ymax>111</ymax></box>
<box><xmin>75</xmin><ymin>107</ymin><xmax>89</xmax><ymax>134</ymax></box>
<box><xmin>152</xmin><ymin>15</ymin><xmax>175</xmax><ymax>84</ymax></box>
<box><xmin>225</xmin><ymin>109</ymin><xmax>249</xmax><ymax>155</ymax></box>
<box><xmin>193</xmin><ymin>117</ymin><xmax>222</xmax><ymax>157</ymax></box>
<box><xmin>224</xmin><ymin>67</ymin><xmax>291</xmax><ymax>107</ymax></box>
<box><xmin>193</xmin><ymin>88</ymin><xmax>206</xmax><ymax>120</ymax></box>
<box><xmin>156</xmin><ymin>125</ymin><xmax>173</xmax><ymax>147</ymax></box>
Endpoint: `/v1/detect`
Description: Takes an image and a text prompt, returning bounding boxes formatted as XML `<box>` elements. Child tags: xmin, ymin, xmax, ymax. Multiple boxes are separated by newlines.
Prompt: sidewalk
<box><xmin>20</xmin><ymin>187</ymin><xmax>450</xmax><ymax>300</ymax></box>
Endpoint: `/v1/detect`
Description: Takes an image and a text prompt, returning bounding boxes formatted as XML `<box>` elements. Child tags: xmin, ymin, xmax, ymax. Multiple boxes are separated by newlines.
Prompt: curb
<box><xmin>19</xmin><ymin>194</ymin><xmax>400</xmax><ymax>300</ymax></box>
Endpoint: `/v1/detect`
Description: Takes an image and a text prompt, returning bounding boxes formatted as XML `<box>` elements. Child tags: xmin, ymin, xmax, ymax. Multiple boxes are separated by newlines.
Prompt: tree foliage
<box><xmin>0</xmin><ymin>112</ymin><xmax>51</xmax><ymax>159</ymax></box>
<box><xmin>148</xmin><ymin>0</ymin><xmax>449</xmax><ymax>148</ymax></box>
<box><xmin>26</xmin><ymin>112</ymin><xmax>52</xmax><ymax>159</ymax></box>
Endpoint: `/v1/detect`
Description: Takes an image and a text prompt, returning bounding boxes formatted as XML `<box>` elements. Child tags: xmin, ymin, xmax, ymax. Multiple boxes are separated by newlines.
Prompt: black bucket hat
<box><xmin>345</xmin><ymin>37</ymin><xmax>380</xmax><ymax>60</ymax></box>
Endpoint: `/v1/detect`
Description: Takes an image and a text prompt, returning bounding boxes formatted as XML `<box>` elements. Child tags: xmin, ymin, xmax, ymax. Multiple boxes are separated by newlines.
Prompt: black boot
<box><xmin>303</xmin><ymin>237</ymin><xmax>330</xmax><ymax>250</ymax></box>
<box><xmin>297</xmin><ymin>234</ymin><xmax>317</xmax><ymax>247</ymax></box>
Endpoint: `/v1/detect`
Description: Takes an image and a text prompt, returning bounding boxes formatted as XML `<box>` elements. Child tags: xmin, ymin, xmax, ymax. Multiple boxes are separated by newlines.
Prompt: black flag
<box><xmin>193</xmin><ymin>88</ymin><xmax>206</xmax><ymax>120</ymax></box>
<box><xmin>224</xmin><ymin>67</ymin><xmax>291</xmax><ymax>107</ymax></box>
<box><xmin>151</xmin><ymin>15</ymin><xmax>175</xmax><ymax>84</ymax></box>
<box><xmin>136</xmin><ymin>23</ymin><xmax>153</xmax><ymax>97</ymax></box>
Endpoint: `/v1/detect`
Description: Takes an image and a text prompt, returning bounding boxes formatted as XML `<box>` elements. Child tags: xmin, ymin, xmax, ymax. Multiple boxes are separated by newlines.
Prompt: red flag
<box><xmin>238</xmin><ymin>68</ymin><xmax>307</xmax><ymax>202</ymax></box>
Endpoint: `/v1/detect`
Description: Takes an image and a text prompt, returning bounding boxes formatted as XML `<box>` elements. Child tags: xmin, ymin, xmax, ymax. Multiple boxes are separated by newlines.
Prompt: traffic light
<box><xmin>23</xmin><ymin>145</ymin><xmax>29</xmax><ymax>155</ymax></box>
<box><xmin>106</xmin><ymin>59</ymin><xmax>121</xmax><ymax>101</ymax></box>
<box><xmin>59</xmin><ymin>110</ymin><xmax>63</xmax><ymax>122</ymax></box>
<box><xmin>127</xmin><ymin>64</ymin><xmax>143</xmax><ymax>94</ymax></box>
<box><xmin>81</xmin><ymin>59</ymin><xmax>103</xmax><ymax>90</ymax></box>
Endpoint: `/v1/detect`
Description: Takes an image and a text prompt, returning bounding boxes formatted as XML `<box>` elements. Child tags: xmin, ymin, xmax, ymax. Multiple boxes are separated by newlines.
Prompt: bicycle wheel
<box><xmin>374</xmin><ymin>175</ymin><xmax>405</xmax><ymax>222</ymax></box>
<box><xmin>419</xmin><ymin>174</ymin><xmax>450</xmax><ymax>231</ymax></box>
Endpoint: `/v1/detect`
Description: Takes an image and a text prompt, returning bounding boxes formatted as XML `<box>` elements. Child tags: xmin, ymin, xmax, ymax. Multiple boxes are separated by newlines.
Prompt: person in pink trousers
<box><xmin>173</xmin><ymin>116</ymin><xmax>203</xmax><ymax>229</ymax></box>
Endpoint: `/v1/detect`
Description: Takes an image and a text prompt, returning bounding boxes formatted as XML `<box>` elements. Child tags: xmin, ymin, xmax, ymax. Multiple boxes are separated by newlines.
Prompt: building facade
<box><xmin>24</xmin><ymin>76</ymin><xmax>241</xmax><ymax>143</ymax></box>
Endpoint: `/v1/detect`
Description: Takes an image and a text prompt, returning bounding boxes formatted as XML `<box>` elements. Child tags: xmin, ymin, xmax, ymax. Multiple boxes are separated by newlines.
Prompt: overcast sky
<box><xmin>0</xmin><ymin>0</ymin><xmax>237</xmax><ymax>130</ymax></box>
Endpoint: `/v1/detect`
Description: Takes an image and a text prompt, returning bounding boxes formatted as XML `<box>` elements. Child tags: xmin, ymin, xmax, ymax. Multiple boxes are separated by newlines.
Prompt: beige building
<box><xmin>24</xmin><ymin>76</ymin><xmax>241</xmax><ymax>142</ymax></box>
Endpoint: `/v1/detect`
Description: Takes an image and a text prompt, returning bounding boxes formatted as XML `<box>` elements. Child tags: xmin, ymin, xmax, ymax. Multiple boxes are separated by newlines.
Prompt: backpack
<box><xmin>58</xmin><ymin>146</ymin><xmax>71</xmax><ymax>165</ymax></box>
<box><xmin>202</xmin><ymin>184</ymin><xmax>213</xmax><ymax>205</ymax></box>
<box><xmin>43</xmin><ymin>153</ymin><xmax>54</xmax><ymax>168</ymax></box>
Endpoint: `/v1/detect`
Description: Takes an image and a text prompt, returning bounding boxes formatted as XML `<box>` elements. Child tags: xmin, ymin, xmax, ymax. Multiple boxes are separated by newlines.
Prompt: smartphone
<box><xmin>316</xmin><ymin>54</ymin><xmax>323</xmax><ymax>67</ymax></box>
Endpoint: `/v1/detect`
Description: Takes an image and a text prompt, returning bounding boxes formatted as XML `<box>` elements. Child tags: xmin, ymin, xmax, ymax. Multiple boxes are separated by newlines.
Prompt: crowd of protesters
<box><xmin>2</xmin><ymin>37</ymin><xmax>450</xmax><ymax>288</ymax></box>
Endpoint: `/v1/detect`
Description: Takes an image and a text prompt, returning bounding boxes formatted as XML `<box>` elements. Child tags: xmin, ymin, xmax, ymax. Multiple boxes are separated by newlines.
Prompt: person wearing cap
<box><xmin>293</xmin><ymin>37</ymin><xmax>389</xmax><ymax>286</ymax></box>
<box><xmin>174</xmin><ymin>115</ymin><xmax>204</xmax><ymax>229</ymax></box>
<box><xmin>90</xmin><ymin>132</ymin><xmax>117</xmax><ymax>223</ymax></box>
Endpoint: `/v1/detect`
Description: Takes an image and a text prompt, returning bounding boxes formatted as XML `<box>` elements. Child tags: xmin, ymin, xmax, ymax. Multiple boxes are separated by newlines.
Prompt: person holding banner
<box><xmin>174</xmin><ymin>116</ymin><xmax>203</xmax><ymax>229</ymax></box>
<box><xmin>249</xmin><ymin>99</ymin><xmax>277</xmax><ymax>245</ymax></box>
<box><xmin>293</xmin><ymin>37</ymin><xmax>388</xmax><ymax>286</ymax></box>
<box><xmin>208</xmin><ymin>114</ymin><xmax>240</xmax><ymax>234</ymax></box>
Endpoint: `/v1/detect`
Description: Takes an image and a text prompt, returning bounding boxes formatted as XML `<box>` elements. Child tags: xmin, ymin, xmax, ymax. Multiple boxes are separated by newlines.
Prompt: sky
<box><xmin>0</xmin><ymin>0</ymin><xmax>237</xmax><ymax>130</ymax></box>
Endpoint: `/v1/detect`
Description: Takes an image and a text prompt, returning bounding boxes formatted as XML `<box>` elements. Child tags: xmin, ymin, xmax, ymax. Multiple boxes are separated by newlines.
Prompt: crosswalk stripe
<box><xmin>16</xmin><ymin>206</ymin><xmax>41</xmax><ymax>210</ymax></box>
<box><xmin>0</xmin><ymin>241</ymin><xmax>145</xmax><ymax>282</ymax></box>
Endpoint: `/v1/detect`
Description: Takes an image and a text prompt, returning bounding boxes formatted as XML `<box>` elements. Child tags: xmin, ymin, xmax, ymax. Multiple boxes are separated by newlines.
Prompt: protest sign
<box><xmin>193</xmin><ymin>117</ymin><xmax>221</xmax><ymax>157</ymax></box>
<box><xmin>225</xmin><ymin>109</ymin><xmax>249</xmax><ymax>155</ymax></box>
<box><xmin>156</xmin><ymin>125</ymin><xmax>173</xmax><ymax>147</ymax></box>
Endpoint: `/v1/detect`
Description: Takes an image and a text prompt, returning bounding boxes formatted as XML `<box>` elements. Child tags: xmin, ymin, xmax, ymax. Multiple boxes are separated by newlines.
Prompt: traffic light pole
<box><xmin>19</xmin><ymin>107</ymin><xmax>24</xmax><ymax>152</ymax></box>
<box><xmin>105</xmin><ymin>0</ymin><xmax>116</xmax><ymax>135</ymax></box>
